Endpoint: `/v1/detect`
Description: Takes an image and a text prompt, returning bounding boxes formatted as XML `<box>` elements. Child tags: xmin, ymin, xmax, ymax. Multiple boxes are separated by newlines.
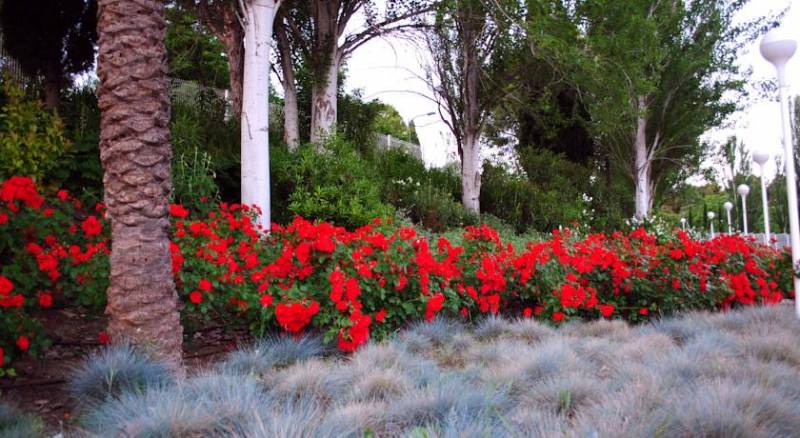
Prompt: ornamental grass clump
<box><xmin>217</xmin><ymin>333</ymin><xmax>328</xmax><ymax>378</ymax></box>
<box><xmin>0</xmin><ymin>403</ymin><xmax>43</xmax><ymax>437</ymax></box>
<box><xmin>67</xmin><ymin>343</ymin><xmax>174</xmax><ymax>408</ymax></box>
<box><xmin>73</xmin><ymin>304</ymin><xmax>800</xmax><ymax>437</ymax></box>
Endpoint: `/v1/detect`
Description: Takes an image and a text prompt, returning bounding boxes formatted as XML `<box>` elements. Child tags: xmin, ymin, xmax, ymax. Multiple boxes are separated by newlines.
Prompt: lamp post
<box><xmin>753</xmin><ymin>151</ymin><xmax>772</xmax><ymax>245</ymax></box>
<box><xmin>707</xmin><ymin>211</ymin><xmax>716</xmax><ymax>239</ymax></box>
<box><xmin>738</xmin><ymin>184</ymin><xmax>750</xmax><ymax>235</ymax></box>
<box><xmin>760</xmin><ymin>28</ymin><xmax>799</xmax><ymax>316</ymax></box>
<box><xmin>723</xmin><ymin>201</ymin><xmax>734</xmax><ymax>234</ymax></box>
<box><xmin>680</xmin><ymin>217</ymin><xmax>687</xmax><ymax>231</ymax></box>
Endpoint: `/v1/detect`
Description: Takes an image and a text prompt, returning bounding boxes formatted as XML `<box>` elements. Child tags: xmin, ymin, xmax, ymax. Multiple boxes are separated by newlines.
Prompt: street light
<box><xmin>760</xmin><ymin>27</ymin><xmax>799</xmax><ymax>316</ymax></box>
<box><xmin>707</xmin><ymin>211</ymin><xmax>716</xmax><ymax>239</ymax></box>
<box><xmin>753</xmin><ymin>151</ymin><xmax>772</xmax><ymax>245</ymax></box>
<box><xmin>409</xmin><ymin>112</ymin><xmax>436</xmax><ymax>125</ymax></box>
<box><xmin>680</xmin><ymin>217</ymin><xmax>687</xmax><ymax>231</ymax></box>
<box><xmin>723</xmin><ymin>201</ymin><xmax>734</xmax><ymax>233</ymax></box>
<box><xmin>738</xmin><ymin>184</ymin><xmax>750</xmax><ymax>235</ymax></box>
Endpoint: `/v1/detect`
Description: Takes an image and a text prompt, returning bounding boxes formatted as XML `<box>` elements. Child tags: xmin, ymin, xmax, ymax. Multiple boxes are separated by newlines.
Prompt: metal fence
<box><xmin>375</xmin><ymin>133</ymin><xmax>423</xmax><ymax>161</ymax></box>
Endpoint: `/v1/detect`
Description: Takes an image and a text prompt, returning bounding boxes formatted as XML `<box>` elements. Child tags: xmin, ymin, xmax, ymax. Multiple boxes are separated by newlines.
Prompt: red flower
<box><xmin>98</xmin><ymin>332</ymin><xmax>110</xmax><ymax>345</ymax></box>
<box><xmin>552</xmin><ymin>312</ymin><xmax>565</xmax><ymax>322</ymax></box>
<box><xmin>81</xmin><ymin>215</ymin><xmax>103</xmax><ymax>237</ymax></box>
<box><xmin>523</xmin><ymin>307</ymin><xmax>533</xmax><ymax>318</ymax></box>
<box><xmin>16</xmin><ymin>336</ymin><xmax>29</xmax><ymax>352</ymax></box>
<box><xmin>344</xmin><ymin>278</ymin><xmax>361</xmax><ymax>302</ymax></box>
<box><xmin>189</xmin><ymin>291</ymin><xmax>203</xmax><ymax>304</ymax></box>
<box><xmin>57</xmin><ymin>189</ymin><xmax>69</xmax><ymax>200</ymax></box>
<box><xmin>424</xmin><ymin>293</ymin><xmax>445</xmax><ymax>321</ymax></box>
<box><xmin>314</xmin><ymin>237</ymin><xmax>335</xmax><ymax>253</ymax></box>
<box><xmin>259</xmin><ymin>294</ymin><xmax>273</xmax><ymax>307</ymax></box>
<box><xmin>0</xmin><ymin>347</ymin><xmax>3</xmax><ymax>366</ymax></box>
<box><xmin>275</xmin><ymin>300</ymin><xmax>320</xmax><ymax>333</ymax></box>
<box><xmin>170</xmin><ymin>204</ymin><xmax>189</xmax><ymax>218</ymax></box>
<box><xmin>1</xmin><ymin>176</ymin><xmax>44</xmax><ymax>209</ymax></box>
<box><xmin>375</xmin><ymin>309</ymin><xmax>387</xmax><ymax>322</ymax></box>
<box><xmin>0</xmin><ymin>213</ymin><xmax>7</xmax><ymax>225</ymax></box>
<box><xmin>669</xmin><ymin>249</ymin><xmax>684</xmax><ymax>260</ymax></box>
<box><xmin>639</xmin><ymin>307</ymin><xmax>649</xmax><ymax>315</ymax></box>
<box><xmin>599</xmin><ymin>304</ymin><xmax>615</xmax><ymax>318</ymax></box>
<box><xmin>0</xmin><ymin>276</ymin><xmax>12</xmax><ymax>296</ymax></box>
<box><xmin>338</xmin><ymin>314</ymin><xmax>372</xmax><ymax>352</ymax></box>
<box><xmin>39</xmin><ymin>293</ymin><xmax>53</xmax><ymax>308</ymax></box>
<box><xmin>399</xmin><ymin>227</ymin><xmax>416</xmax><ymax>240</ymax></box>
<box><xmin>198</xmin><ymin>279</ymin><xmax>212</xmax><ymax>292</ymax></box>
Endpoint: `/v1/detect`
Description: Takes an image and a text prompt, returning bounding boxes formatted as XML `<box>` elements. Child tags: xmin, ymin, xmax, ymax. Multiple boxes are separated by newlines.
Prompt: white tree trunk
<box><xmin>241</xmin><ymin>0</ymin><xmax>278</xmax><ymax>230</ymax></box>
<box><xmin>461</xmin><ymin>133</ymin><xmax>481</xmax><ymax>214</ymax></box>
<box><xmin>634</xmin><ymin>96</ymin><xmax>652</xmax><ymax>220</ymax></box>
<box><xmin>310</xmin><ymin>57</ymin><xmax>338</xmax><ymax>144</ymax></box>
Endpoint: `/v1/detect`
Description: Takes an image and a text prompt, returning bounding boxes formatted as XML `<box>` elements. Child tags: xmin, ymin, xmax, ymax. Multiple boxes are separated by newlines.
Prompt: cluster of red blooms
<box><xmin>0</xmin><ymin>176</ymin><xmax>793</xmax><ymax>368</ymax></box>
<box><xmin>1</xmin><ymin>177</ymin><xmax>110</xmax><ymax>368</ymax></box>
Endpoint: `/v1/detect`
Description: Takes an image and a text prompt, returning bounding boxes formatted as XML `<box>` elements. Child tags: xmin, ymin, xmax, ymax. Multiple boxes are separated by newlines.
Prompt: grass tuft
<box><xmin>0</xmin><ymin>403</ymin><xmax>44</xmax><ymax>437</ymax></box>
<box><xmin>67</xmin><ymin>343</ymin><xmax>175</xmax><ymax>408</ymax></box>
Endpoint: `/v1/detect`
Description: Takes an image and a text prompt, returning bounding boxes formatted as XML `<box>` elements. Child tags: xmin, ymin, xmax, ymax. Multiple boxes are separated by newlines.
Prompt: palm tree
<box><xmin>96</xmin><ymin>0</ymin><xmax>182</xmax><ymax>368</ymax></box>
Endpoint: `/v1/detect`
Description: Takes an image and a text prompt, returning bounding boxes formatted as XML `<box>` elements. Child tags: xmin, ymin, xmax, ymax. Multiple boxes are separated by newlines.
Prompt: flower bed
<box><xmin>0</xmin><ymin>176</ymin><xmax>793</xmax><ymax>370</ymax></box>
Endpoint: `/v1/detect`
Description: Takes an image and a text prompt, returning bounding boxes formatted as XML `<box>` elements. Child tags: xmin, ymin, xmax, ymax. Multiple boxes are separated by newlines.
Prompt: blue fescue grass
<box><xmin>67</xmin><ymin>343</ymin><xmax>175</xmax><ymax>408</ymax></box>
<box><xmin>0</xmin><ymin>403</ymin><xmax>44</xmax><ymax>437</ymax></box>
<box><xmin>70</xmin><ymin>303</ymin><xmax>800</xmax><ymax>437</ymax></box>
<box><xmin>80</xmin><ymin>374</ymin><xmax>269</xmax><ymax>437</ymax></box>
<box><xmin>217</xmin><ymin>333</ymin><xmax>328</xmax><ymax>378</ymax></box>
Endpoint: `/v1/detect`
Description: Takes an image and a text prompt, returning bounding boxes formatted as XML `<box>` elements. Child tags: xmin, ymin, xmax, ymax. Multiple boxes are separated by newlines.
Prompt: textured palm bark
<box><xmin>97</xmin><ymin>0</ymin><xmax>183</xmax><ymax>369</ymax></box>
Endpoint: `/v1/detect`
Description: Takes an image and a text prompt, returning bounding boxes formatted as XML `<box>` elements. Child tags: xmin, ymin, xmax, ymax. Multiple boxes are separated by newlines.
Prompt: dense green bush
<box><xmin>482</xmin><ymin>148</ymin><xmax>589</xmax><ymax>233</ymax></box>
<box><xmin>281</xmin><ymin>138</ymin><xmax>394</xmax><ymax>228</ymax></box>
<box><xmin>0</xmin><ymin>78</ymin><xmax>70</xmax><ymax>182</ymax></box>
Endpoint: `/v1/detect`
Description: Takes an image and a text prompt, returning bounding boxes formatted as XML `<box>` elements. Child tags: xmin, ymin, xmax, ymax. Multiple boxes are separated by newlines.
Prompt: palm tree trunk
<box><xmin>97</xmin><ymin>0</ymin><xmax>183</xmax><ymax>369</ymax></box>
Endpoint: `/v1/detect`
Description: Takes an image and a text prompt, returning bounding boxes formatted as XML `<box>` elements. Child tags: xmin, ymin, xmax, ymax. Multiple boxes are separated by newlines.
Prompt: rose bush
<box><xmin>0</xmin><ymin>176</ymin><xmax>793</xmax><ymax>370</ymax></box>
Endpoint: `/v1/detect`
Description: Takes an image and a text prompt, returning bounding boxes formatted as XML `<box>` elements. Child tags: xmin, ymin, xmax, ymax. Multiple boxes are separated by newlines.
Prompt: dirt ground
<box><xmin>0</xmin><ymin>307</ymin><xmax>252</xmax><ymax>435</ymax></box>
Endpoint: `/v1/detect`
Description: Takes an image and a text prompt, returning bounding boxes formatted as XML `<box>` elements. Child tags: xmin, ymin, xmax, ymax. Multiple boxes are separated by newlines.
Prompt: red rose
<box><xmin>169</xmin><ymin>204</ymin><xmax>189</xmax><ymax>218</ymax></box>
<box><xmin>16</xmin><ymin>336</ymin><xmax>29</xmax><ymax>351</ymax></box>
<box><xmin>259</xmin><ymin>294</ymin><xmax>273</xmax><ymax>307</ymax></box>
<box><xmin>57</xmin><ymin>189</ymin><xmax>69</xmax><ymax>200</ymax></box>
<box><xmin>0</xmin><ymin>276</ymin><xmax>12</xmax><ymax>296</ymax></box>
<box><xmin>375</xmin><ymin>309</ymin><xmax>387</xmax><ymax>322</ymax></box>
<box><xmin>552</xmin><ymin>311</ymin><xmax>565</xmax><ymax>322</ymax></box>
<box><xmin>0</xmin><ymin>213</ymin><xmax>7</xmax><ymax>225</ymax></box>
<box><xmin>275</xmin><ymin>300</ymin><xmax>320</xmax><ymax>333</ymax></box>
<box><xmin>198</xmin><ymin>279</ymin><xmax>212</xmax><ymax>292</ymax></box>
<box><xmin>81</xmin><ymin>215</ymin><xmax>103</xmax><ymax>237</ymax></box>
<box><xmin>189</xmin><ymin>291</ymin><xmax>203</xmax><ymax>304</ymax></box>
<box><xmin>523</xmin><ymin>307</ymin><xmax>533</xmax><ymax>318</ymax></box>
<box><xmin>39</xmin><ymin>293</ymin><xmax>53</xmax><ymax>308</ymax></box>
<box><xmin>599</xmin><ymin>304</ymin><xmax>615</xmax><ymax>318</ymax></box>
<box><xmin>639</xmin><ymin>307</ymin><xmax>649</xmax><ymax>316</ymax></box>
<box><xmin>98</xmin><ymin>332</ymin><xmax>110</xmax><ymax>345</ymax></box>
<box><xmin>424</xmin><ymin>293</ymin><xmax>445</xmax><ymax>322</ymax></box>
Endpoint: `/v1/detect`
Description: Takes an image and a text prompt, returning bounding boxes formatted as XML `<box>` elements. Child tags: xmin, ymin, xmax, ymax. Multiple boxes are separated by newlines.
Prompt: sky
<box><xmin>342</xmin><ymin>0</ymin><xmax>800</xmax><ymax>174</ymax></box>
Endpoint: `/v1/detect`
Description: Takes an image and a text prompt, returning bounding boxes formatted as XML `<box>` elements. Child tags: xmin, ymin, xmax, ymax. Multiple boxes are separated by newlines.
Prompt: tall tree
<box><xmin>178</xmin><ymin>0</ymin><xmax>245</xmax><ymax>118</ymax></box>
<box><xmin>0</xmin><ymin>0</ymin><xmax>97</xmax><ymax>109</ymax></box>
<box><xmin>575</xmin><ymin>0</ymin><xmax>771</xmax><ymax>219</ymax></box>
<box><xmin>278</xmin><ymin>0</ymin><xmax>430</xmax><ymax>144</ymax></box>
<box><xmin>424</xmin><ymin>0</ymin><xmax>515</xmax><ymax>213</ymax></box>
<box><xmin>239</xmin><ymin>0</ymin><xmax>282</xmax><ymax>230</ymax></box>
<box><xmin>97</xmin><ymin>0</ymin><xmax>182</xmax><ymax>368</ymax></box>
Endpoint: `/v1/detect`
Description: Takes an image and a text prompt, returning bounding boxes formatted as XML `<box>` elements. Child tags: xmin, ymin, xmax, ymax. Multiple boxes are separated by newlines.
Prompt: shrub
<box><xmin>0</xmin><ymin>78</ymin><xmax>70</xmax><ymax>181</ymax></box>
<box><xmin>0</xmin><ymin>175</ymin><xmax>792</xmax><ymax>369</ymax></box>
<box><xmin>68</xmin><ymin>344</ymin><xmax>175</xmax><ymax>407</ymax></box>
<box><xmin>284</xmin><ymin>139</ymin><xmax>394</xmax><ymax>228</ymax></box>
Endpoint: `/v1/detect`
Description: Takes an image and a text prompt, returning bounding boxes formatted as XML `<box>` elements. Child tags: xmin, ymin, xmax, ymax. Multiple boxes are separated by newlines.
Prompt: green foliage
<box><xmin>373</xmin><ymin>104</ymin><xmax>417</xmax><ymax>143</ymax></box>
<box><xmin>165</xmin><ymin>5</ymin><xmax>230</xmax><ymax>89</ymax></box>
<box><xmin>482</xmin><ymin>148</ymin><xmax>588</xmax><ymax>233</ymax></box>
<box><xmin>47</xmin><ymin>83</ymin><xmax>103</xmax><ymax>199</ymax></box>
<box><xmin>170</xmin><ymin>91</ymin><xmax>240</xmax><ymax>202</ymax></box>
<box><xmin>0</xmin><ymin>79</ymin><xmax>70</xmax><ymax>181</ymax></box>
<box><xmin>283</xmin><ymin>138</ymin><xmax>394</xmax><ymax>228</ymax></box>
